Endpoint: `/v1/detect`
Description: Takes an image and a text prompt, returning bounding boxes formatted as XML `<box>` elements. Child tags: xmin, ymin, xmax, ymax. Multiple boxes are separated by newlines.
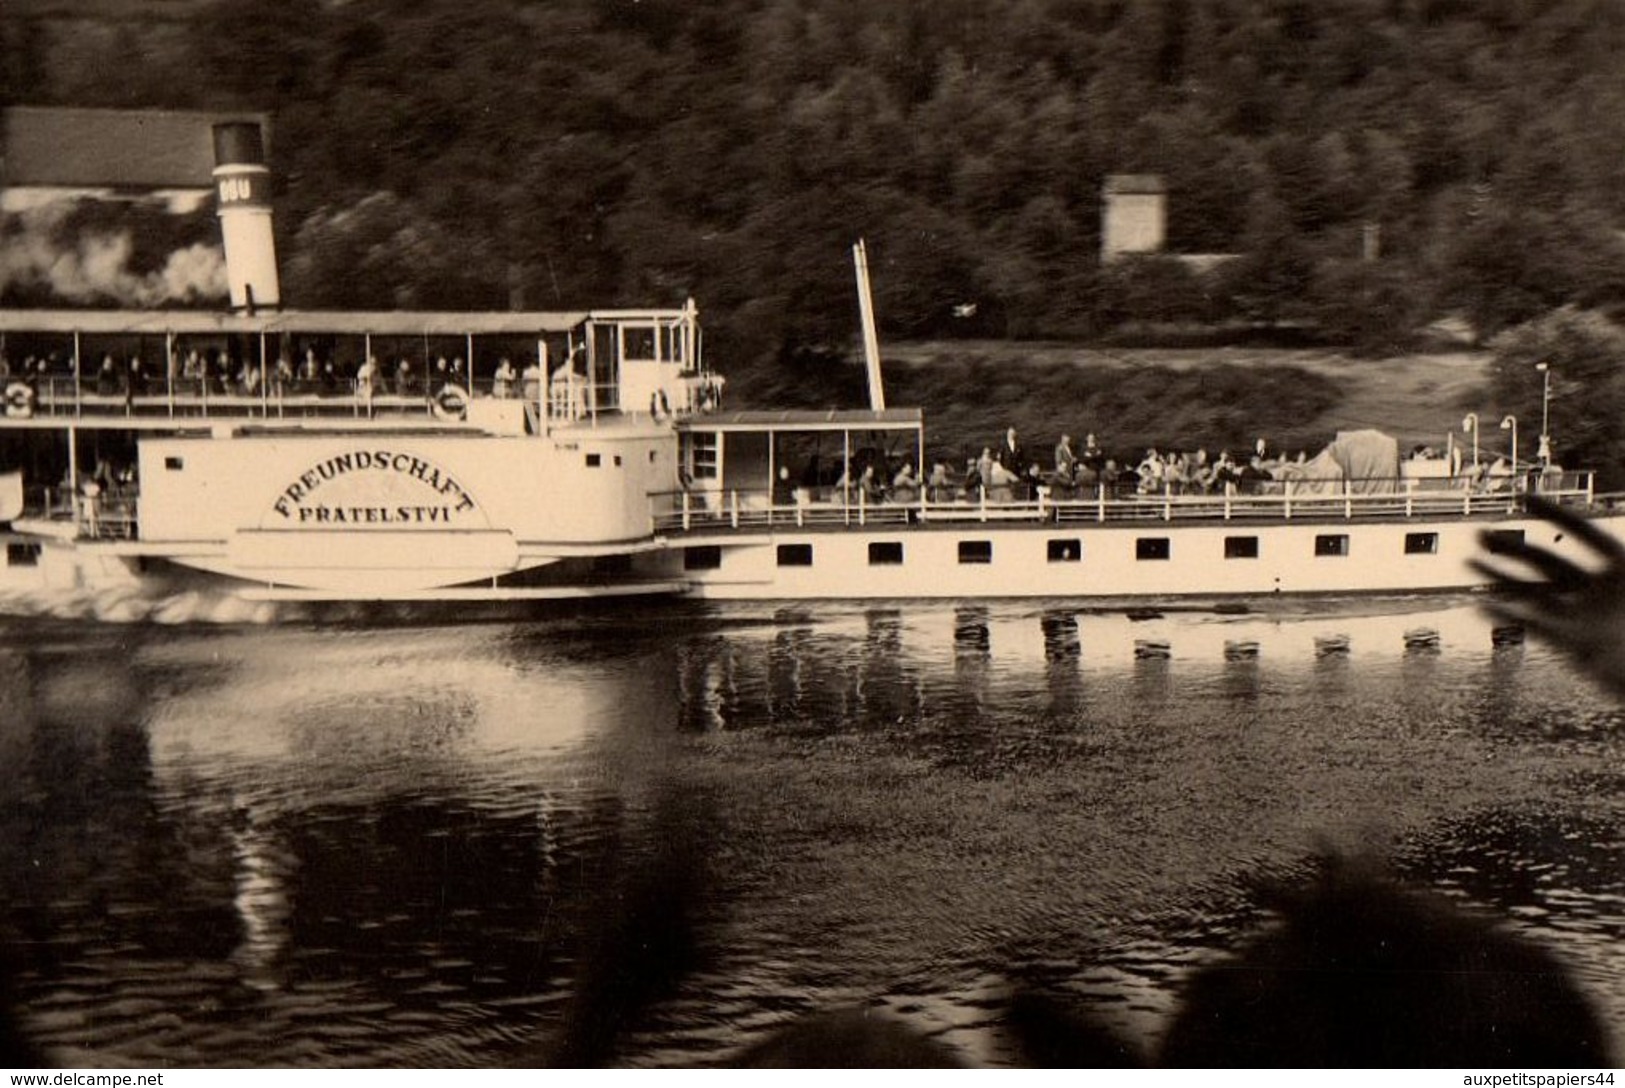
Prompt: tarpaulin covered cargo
<box><xmin>1326</xmin><ymin>429</ymin><xmax>1401</xmax><ymax>494</ymax></box>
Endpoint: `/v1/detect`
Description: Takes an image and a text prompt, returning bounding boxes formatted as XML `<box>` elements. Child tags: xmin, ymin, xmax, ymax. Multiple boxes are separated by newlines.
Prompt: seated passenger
<box><xmin>355</xmin><ymin>356</ymin><xmax>379</xmax><ymax>403</ymax></box>
<box><xmin>273</xmin><ymin>356</ymin><xmax>295</xmax><ymax>393</ymax></box>
<box><xmin>860</xmin><ymin>464</ymin><xmax>886</xmax><ymax>504</ymax></box>
<box><xmin>891</xmin><ymin>463</ymin><xmax>919</xmax><ymax>504</ymax></box>
<box><xmin>985</xmin><ymin>459</ymin><xmax>1020</xmax><ymax>502</ymax></box>
<box><xmin>1136</xmin><ymin>448</ymin><xmax>1165</xmax><ymax>494</ymax></box>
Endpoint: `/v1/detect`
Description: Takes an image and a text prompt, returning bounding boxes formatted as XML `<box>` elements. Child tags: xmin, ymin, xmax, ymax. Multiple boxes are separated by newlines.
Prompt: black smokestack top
<box><xmin>212</xmin><ymin>122</ymin><xmax>266</xmax><ymax>168</ymax></box>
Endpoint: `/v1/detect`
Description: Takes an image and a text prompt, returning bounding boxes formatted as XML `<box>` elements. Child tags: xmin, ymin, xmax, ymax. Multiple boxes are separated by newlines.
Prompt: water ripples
<box><xmin>2</xmin><ymin>598</ymin><xmax>1622</xmax><ymax>1064</ymax></box>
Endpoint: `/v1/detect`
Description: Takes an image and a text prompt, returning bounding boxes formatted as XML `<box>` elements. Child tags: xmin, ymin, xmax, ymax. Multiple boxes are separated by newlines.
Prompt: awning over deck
<box><xmin>679</xmin><ymin>408</ymin><xmax>923</xmax><ymax>433</ymax></box>
<box><xmin>0</xmin><ymin>309</ymin><xmax>598</xmax><ymax>337</ymax></box>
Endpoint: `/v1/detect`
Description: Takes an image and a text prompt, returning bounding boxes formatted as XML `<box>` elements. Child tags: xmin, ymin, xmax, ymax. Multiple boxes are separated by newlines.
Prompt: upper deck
<box><xmin>0</xmin><ymin>304</ymin><xmax>715</xmax><ymax>433</ymax></box>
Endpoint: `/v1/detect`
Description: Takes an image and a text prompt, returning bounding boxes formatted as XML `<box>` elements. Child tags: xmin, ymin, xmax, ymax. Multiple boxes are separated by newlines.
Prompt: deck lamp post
<box><xmin>1536</xmin><ymin>362</ymin><xmax>1552</xmax><ymax>464</ymax></box>
<box><xmin>1462</xmin><ymin>412</ymin><xmax>1480</xmax><ymax>471</ymax></box>
<box><xmin>1500</xmin><ymin>415</ymin><xmax>1517</xmax><ymax>475</ymax></box>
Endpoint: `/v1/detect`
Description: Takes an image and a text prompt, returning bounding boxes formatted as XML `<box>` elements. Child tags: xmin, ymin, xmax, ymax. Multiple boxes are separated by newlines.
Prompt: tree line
<box><xmin>5</xmin><ymin>0</ymin><xmax>1625</xmax><ymax>369</ymax></box>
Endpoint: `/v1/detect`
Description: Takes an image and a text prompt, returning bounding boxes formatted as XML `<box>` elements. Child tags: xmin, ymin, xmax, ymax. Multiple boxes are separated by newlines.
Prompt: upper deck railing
<box><xmin>0</xmin><ymin>372</ymin><xmax>716</xmax><ymax>427</ymax></box>
<box><xmin>0</xmin><ymin>303</ymin><xmax>715</xmax><ymax>430</ymax></box>
<box><xmin>652</xmin><ymin>472</ymin><xmax>1601</xmax><ymax>534</ymax></box>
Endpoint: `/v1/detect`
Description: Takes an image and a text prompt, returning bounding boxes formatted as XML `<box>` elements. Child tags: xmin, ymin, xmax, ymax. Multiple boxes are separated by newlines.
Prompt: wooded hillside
<box><xmin>5</xmin><ymin>0</ymin><xmax>1625</xmax><ymax>370</ymax></box>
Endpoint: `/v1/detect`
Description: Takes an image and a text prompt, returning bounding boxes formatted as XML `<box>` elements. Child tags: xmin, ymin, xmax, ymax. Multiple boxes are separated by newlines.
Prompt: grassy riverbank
<box><xmin>878</xmin><ymin>343</ymin><xmax>1497</xmax><ymax>465</ymax></box>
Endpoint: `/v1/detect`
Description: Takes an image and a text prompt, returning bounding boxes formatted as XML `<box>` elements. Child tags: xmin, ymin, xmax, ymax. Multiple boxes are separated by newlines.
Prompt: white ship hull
<box><xmin>654</xmin><ymin>509</ymin><xmax>1625</xmax><ymax>601</ymax></box>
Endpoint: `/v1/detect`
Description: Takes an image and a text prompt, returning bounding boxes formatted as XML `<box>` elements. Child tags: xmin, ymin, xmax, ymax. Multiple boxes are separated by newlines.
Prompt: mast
<box><xmin>853</xmin><ymin>239</ymin><xmax>885</xmax><ymax>412</ymax></box>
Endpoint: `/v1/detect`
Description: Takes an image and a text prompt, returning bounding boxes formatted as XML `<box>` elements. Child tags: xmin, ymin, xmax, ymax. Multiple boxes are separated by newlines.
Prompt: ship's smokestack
<box><xmin>211</xmin><ymin>121</ymin><xmax>280</xmax><ymax>311</ymax></box>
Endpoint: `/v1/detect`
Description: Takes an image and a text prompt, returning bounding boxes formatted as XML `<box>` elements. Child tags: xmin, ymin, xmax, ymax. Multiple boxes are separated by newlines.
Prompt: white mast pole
<box><xmin>853</xmin><ymin>239</ymin><xmax>885</xmax><ymax>412</ymax></box>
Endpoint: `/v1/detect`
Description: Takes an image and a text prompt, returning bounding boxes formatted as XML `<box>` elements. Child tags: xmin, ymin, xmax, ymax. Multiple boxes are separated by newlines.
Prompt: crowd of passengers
<box><xmin>0</xmin><ymin>347</ymin><xmax>559</xmax><ymax>400</ymax></box>
<box><xmin>789</xmin><ymin>427</ymin><xmax>1540</xmax><ymax>507</ymax></box>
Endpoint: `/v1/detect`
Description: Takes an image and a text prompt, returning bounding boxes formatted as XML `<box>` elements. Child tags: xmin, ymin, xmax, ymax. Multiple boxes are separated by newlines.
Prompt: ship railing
<box><xmin>7</xmin><ymin>375</ymin><xmax>551</xmax><ymax>423</ymax></box>
<box><xmin>23</xmin><ymin>485</ymin><xmax>139</xmax><ymax>541</ymax></box>
<box><xmin>650</xmin><ymin>472</ymin><xmax>1599</xmax><ymax>534</ymax></box>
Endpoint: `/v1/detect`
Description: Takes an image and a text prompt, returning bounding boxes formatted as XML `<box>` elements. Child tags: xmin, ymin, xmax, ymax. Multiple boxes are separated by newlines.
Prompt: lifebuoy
<box><xmin>431</xmin><ymin>384</ymin><xmax>468</xmax><ymax>420</ymax></box>
<box><xmin>4</xmin><ymin>382</ymin><xmax>33</xmax><ymax>419</ymax></box>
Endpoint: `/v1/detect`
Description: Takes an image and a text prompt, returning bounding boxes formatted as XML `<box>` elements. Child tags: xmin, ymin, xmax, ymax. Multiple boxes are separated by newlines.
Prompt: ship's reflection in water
<box><xmin>0</xmin><ymin>599</ymin><xmax>1622</xmax><ymax>1066</ymax></box>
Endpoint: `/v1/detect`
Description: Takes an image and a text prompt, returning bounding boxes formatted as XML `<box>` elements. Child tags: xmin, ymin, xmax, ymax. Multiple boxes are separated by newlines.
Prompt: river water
<box><xmin>0</xmin><ymin>596</ymin><xmax>1621</xmax><ymax>1067</ymax></box>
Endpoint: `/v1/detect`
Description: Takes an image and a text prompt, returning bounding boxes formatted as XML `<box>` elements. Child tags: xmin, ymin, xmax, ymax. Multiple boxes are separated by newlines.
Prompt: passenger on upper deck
<box><xmin>356</xmin><ymin>355</ymin><xmax>380</xmax><ymax>408</ymax></box>
<box><xmin>521</xmin><ymin>359</ymin><xmax>544</xmax><ymax>402</ymax></box>
<box><xmin>997</xmin><ymin>427</ymin><xmax>1026</xmax><ymax>472</ymax></box>
<box><xmin>892</xmin><ymin>463</ymin><xmax>919</xmax><ymax>504</ymax></box>
<box><xmin>1075</xmin><ymin>434</ymin><xmax>1103</xmax><ymax>478</ymax></box>
<box><xmin>96</xmin><ymin>355</ymin><xmax>121</xmax><ymax>396</ymax></box>
<box><xmin>493</xmin><ymin>356</ymin><xmax>517</xmax><ymax>398</ymax></box>
<box><xmin>298</xmin><ymin>349</ymin><xmax>320</xmax><ymax>390</ymax></box>
<box><xmin>550</xmin><ymin>357</ymin><xmax>587</xmax><ymax>417</ymax></box>
<box><xmin>1054</xmin><ymin>434</ymin><xmax>1077</xmax><ymax>478</ymax></box>
<box><xmin>272</xmin><ymin>355</ymin><xmax>294</xmax><ymax>394</ymax></box>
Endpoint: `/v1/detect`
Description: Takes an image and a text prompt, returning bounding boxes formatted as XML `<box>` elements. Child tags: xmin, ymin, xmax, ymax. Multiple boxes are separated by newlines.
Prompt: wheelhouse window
<box><xmin>585</xmin><ymin>453</ymin><xmax>601</xmax><ymax>468</ymax></box>
<box><xmin>958</xmin><ymin>540</ymin><xmax>993</xmax><ymax>564</ymax></box>
<box><xmin>1048</xmin><ymin>539</ymin><xmax>1081</xmax><ymax>562</ymax></box>
<box><xmin>1483</xmin><ymin>529</ymin><xmax>1525</xmax><ymax>550</ymax></box>
<box><xmin>687</xmin><ymin>432</ymin><xmax>719</xmax><ymax>480</ymax></box>
<box><xmin>1224</xmin><ymin>536</ymin><xmax>1259</xmax><ymax>559</ymax></box>
<box><xmin>1315</xmin><ymin>534</ymin><xmax>1350</xmax><ymax>557</ymax></box>
<box><xmin>777</xmin><ymin>543</ymin><xmax>813</xmax><ymax>567</ymax></box>
<box><xmin>684</xmin><ymin>545</ymin><xmax>722</xmax><ymax>571</ymax></box>
<box><xmin>1404</xmin><ymin>532</ymin><xmax>1439</xmax><ymax>555</ymax></box>
<box><xmin>1136</xmin><ymin>537</ymin><xmax>1171</xmax><ymax>561</ymax></box>
<box><xmin>868</xmin><ymin>541</ymin><xmax>904</xmax><ymax>566</ymax></box>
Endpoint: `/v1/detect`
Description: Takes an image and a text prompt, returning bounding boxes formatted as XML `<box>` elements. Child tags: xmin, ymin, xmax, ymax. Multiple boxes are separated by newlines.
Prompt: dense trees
<box><xmin>6</xmin><ymin>0</ymin><xmax>1625</xmax><ymax>374</ymax></box>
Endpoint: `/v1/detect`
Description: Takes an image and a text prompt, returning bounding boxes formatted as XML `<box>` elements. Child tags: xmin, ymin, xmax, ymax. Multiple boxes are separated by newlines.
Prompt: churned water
<box><xmin>0</xmin><ymin>597</ymin><xmax>1621</xmax><ymax>1066</ymax></box>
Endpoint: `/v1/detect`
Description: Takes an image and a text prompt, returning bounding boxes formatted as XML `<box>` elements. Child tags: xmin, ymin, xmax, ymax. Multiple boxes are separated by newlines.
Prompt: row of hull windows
<box><xmin>683</xmin><ymin>530</ymin><xmax>1526</xmax><ymax>571</ymax></box>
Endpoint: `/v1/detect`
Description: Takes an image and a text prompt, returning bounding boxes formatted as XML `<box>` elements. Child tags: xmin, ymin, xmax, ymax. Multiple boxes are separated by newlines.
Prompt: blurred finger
<box><xmin>1475</xmin><ymin>534</ymin><xmax>1592</xmax><ymax>588</ymax></box>
<box><xmin>1524</xmin><ymin>495</ymin><xmax>1625</xmax><ymax>564</ymax></box>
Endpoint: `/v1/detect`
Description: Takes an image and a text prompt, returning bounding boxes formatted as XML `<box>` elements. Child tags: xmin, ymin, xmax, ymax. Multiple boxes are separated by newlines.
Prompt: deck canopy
<box><xmin>0</xmin><ymin>309</ymin><xmax>595</xmax><ymax>337</ymax></box>
<box><xmin>679</xmin><ymin>408</ymin><xmax>922</xmax><ymax>434</ymax></box>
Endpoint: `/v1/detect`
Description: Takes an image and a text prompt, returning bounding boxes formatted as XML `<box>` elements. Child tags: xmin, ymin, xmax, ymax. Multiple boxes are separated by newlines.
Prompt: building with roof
<box><xmin>1</xmin><ymin>106</ymin><xmax>269</xmax><ymax>212</ymax></box>
<box><xmin>1100</xmin><ymin>174</ymin><xmax>1168</xmax><ymax>262</ymax></box>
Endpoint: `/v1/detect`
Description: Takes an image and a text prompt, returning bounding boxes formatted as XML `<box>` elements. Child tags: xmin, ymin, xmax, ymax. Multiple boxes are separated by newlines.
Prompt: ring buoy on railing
<box><xmin>431</xmin><ymin>384</ymin><xmax>468</xmax><ymax>421</ymax></box>
<box><xmin>5</xmin><ymin>382</ymin><xmax>34</xmax><ymax>419</ymax></box>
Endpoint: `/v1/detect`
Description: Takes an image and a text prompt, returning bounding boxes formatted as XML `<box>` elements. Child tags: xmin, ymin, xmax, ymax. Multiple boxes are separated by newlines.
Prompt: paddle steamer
<box><xmin>0</xmin><ymin>121</ymin><xmax>1619</xmax><ymax>613</ymax></box>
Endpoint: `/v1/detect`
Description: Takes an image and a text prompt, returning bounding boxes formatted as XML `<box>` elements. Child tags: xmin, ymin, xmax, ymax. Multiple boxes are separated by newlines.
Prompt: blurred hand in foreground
<box><xmin>1472</xmin><ymin>495</ymin><xmax>1625</xmax><ymax>700</ymax></box>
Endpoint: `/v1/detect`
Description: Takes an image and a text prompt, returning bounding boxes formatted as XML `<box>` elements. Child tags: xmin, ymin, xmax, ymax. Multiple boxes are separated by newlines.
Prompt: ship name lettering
<box><xmin>294</xmin><ymin>505</ymin><xmax>455</xmax><ymax>524</ymax></box>
<box><xmin>272</xmin><ymin>449</ymin><xmax>478</xmax><ymax>519</ymax></box>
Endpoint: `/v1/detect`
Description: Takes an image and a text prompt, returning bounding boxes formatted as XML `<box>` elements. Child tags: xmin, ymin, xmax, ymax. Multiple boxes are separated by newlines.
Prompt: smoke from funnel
<box><xmin>0</xmin><ymin>202</ymin><xmax>228</xmax><ymax>306</ymax></box>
